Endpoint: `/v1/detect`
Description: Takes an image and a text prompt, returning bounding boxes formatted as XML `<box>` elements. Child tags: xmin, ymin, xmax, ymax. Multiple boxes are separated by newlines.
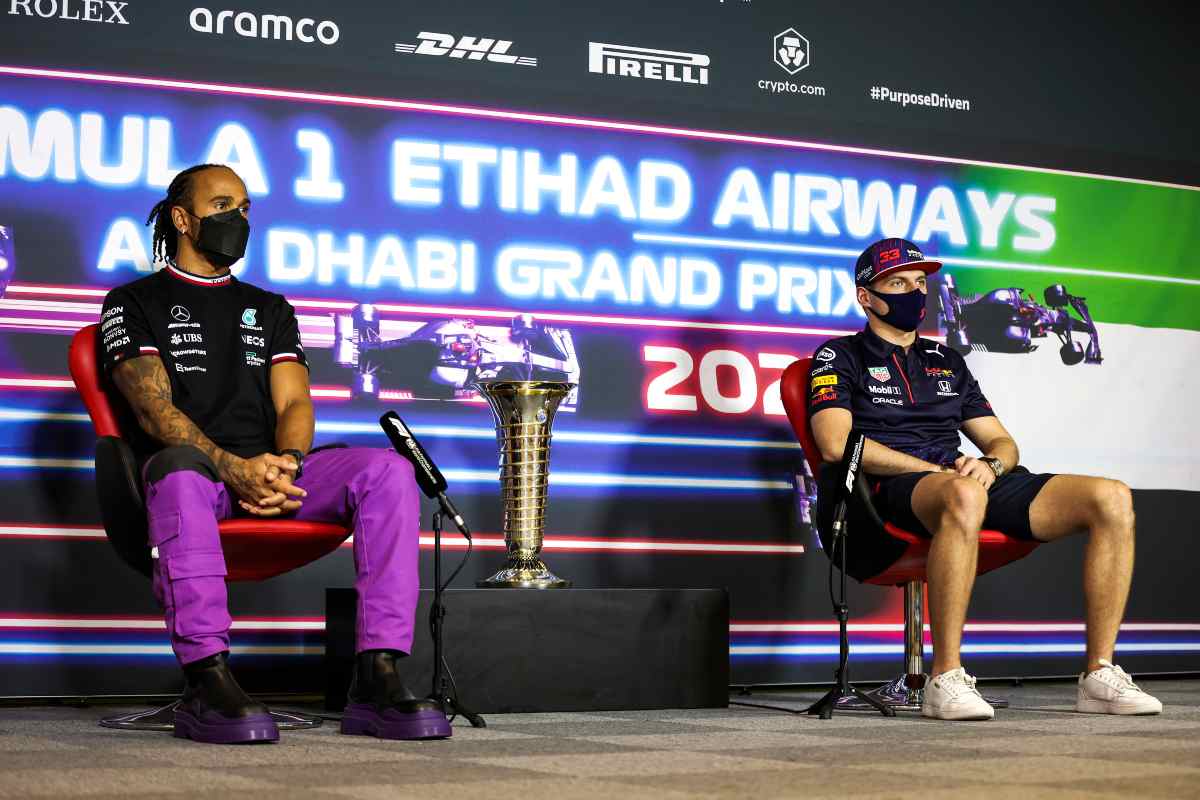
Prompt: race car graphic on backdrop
<box><xmin>938</xmin><ymin>274</ymin><xmax>1102</xmax><ymax>365</ymax></box>
<box><xmin>332</xmin><ymin>304</ymin><xmax>580</xmax><ymax>407</ymax></box>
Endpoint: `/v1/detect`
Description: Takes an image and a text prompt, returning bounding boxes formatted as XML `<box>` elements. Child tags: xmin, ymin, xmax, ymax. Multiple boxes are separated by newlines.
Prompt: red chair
<box><xmin>68</xmin><ymin>323</ymin><xmax>350</xmax><ymax>729</ymax></box>
<box><xmin>780</xmin><ymin>356</ymin><xmax>1039</xmax><ymax>710</ymax></box>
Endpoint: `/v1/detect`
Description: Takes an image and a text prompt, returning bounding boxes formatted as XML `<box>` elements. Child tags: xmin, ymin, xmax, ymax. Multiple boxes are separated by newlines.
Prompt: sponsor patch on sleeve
<box><xmin>811</xmin><ymin>386</ymin><xmax>838</xmax><ymax>405</ymax></box>
<box><xmin>811</xmin><ymin>374</ymin><xmax>838</xmax><ymax>389</ymax></box>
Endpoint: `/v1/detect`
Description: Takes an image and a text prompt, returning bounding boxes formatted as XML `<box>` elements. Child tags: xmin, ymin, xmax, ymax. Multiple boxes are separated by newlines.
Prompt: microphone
<box><xmin>379</xmin><ymin>411</ymin><xmax>471</xmax><ymax>538</ymax></box>
<box><xmin>831</xmin><ymin>430</ymin><xmax>867</xmax><ymax>538</ymax></box>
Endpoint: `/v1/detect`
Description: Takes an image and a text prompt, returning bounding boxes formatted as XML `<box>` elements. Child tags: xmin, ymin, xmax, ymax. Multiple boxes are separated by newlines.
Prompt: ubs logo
<box><xmin>170</xmin><ymin>305</ymin><xmax>191</xmax><ymax>322</ymax></box>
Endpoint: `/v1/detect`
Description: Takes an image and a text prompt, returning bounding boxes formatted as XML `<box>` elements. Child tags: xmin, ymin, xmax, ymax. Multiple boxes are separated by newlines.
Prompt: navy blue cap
<box><xmin>854</xmin><ymin>238</ymin><xmax>942</xmax><ymax>287</ymax></box>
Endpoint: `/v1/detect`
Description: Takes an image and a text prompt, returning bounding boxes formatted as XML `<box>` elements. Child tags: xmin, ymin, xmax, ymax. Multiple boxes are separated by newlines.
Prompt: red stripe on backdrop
<box><xmin>0</xmin><ymin>524</ymin><xmax>804</xmax><ymax>556</ymax></box>
<box><xmin>4</xmin><ymin>283</ymin><xmax>860</xmax><ymax>339</ymax></box>
<box><xmin>0</xmin><ymin>374</ymin><xmax>77</xmax><ymax>389</ymax></box>
<box><xmin>0</xmin><ymin>375</ymin><xmax>442</xmax><ymax>400</ymax></box>
<box><xmin>5</xmin><ymin>615</ymin><xmax>1190</xmax><ymax>635</ymax></box>
<box><xmin>0</xmin><ymin>614</ymin><xmax>324</xmax><ymax>631</ymax></box>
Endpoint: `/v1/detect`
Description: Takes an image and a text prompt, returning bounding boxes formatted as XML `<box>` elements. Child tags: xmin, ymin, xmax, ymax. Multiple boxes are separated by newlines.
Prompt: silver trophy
<box><xmin>473</xmin><ymin>380</ymin><xmax>574</xmax><ymax>588</ymax></box>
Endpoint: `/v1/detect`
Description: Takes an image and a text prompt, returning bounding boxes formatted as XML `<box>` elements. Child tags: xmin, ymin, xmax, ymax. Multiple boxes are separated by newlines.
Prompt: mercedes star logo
<box><xmin>170</xmin><ymin>305</ymin><xmax>191</xmax><ymax>322</ymax></box>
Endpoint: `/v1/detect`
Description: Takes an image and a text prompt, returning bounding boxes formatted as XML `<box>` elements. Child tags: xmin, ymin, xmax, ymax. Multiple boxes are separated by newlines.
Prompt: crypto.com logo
<box><xmin>394</xmin><ymin>32</ymin><xmax>538</xmax><ymax>66</ymax></box>
<box><xmin>774</xmin><ymin>28</ymin><xmax>810</xmax><ymax>74</ymax></box>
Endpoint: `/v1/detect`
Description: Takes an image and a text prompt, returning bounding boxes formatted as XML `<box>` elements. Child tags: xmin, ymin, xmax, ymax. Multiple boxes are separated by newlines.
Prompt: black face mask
<box><xmin>866</xmin><ymin>287</ymin><xmax>927</xmax><ymax>332</ymax></box>
<box><xmin>185</xmin><ymin>208</ymin><xmax>249</xmax><ymax>268</ymax></box>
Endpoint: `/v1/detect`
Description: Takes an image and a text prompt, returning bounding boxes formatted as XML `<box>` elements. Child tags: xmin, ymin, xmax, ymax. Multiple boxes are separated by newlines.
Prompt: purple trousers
<box><xmin>142</xmin><ymin>446</ymin><xmax>421</xmax><ymax>665</ymax></box>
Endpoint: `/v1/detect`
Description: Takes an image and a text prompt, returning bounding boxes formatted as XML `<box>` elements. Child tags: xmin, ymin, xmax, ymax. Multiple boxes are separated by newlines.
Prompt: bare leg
<box><xmin>1029</xmin><ymin>476</ymin><xmax>1135</xmax><ymax>671</ymax></box>
<box><xmin>911</xmin><ymin>474</ymin><xmax>988</xmax><ymax>676</ymax></box>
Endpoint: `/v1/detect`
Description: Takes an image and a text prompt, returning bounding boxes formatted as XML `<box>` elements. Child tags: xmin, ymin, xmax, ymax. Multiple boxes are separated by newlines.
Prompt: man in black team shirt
<box><xmin>100</xmin><ymin>164</ymin><xmax>451</xmax><ymax>744</ymax></box>
<box><xmin>807</xmin><ymin>237</ymin><xmax>1161</xmax><ymax>720</ymax></box>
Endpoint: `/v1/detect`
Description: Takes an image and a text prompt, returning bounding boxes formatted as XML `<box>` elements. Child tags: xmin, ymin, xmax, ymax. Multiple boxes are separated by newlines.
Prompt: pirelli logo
<box><xmin>588</xmin><ymin>41</ymin><xmax>709</xmax><ymax>85</ymax></box>
<box><xmin>811</xmin><ymin>374</ymin><xmax>838</xmax><ymax>388</ymax></box>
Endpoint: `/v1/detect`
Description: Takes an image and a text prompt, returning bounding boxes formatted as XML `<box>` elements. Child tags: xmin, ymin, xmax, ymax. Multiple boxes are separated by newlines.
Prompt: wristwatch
<box><xmin>979</xmin><ymin>456</ymin><xmax>1004</xmax><ymax>478</ymax></box>
<box><xmin>277</xmin><ymin>448</ymin><xmax>305</xmax><ymax>480</ymax></box>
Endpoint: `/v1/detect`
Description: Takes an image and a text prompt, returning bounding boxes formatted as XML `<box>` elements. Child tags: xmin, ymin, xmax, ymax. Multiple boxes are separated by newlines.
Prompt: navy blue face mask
<box><xmin>866</xmin><ymin>287</ymin><xmax>927</xmax><ymax>332</ymax></box>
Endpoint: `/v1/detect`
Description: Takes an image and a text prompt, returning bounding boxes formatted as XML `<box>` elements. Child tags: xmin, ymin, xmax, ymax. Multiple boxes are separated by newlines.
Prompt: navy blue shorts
<box><xmin>816</xmin><ymin>466</ymin><xmax>1056</xmax><ymax>581</ymax></box>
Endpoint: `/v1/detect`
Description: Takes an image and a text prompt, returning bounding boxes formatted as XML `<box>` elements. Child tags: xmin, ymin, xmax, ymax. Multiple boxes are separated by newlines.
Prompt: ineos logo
<box><xmin>170</xmin><ymin>305</ymin><xmax>191</xmax><ymax>322</ymax></box>
<box><xmin>189</xmin><ymin>7</ymin><xmax>339</xmax><ymax>45</ymax></box>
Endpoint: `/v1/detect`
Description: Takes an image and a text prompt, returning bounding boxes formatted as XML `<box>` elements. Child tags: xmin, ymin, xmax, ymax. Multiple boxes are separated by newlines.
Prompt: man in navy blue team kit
<box><xmin>807</xmin><ymin>237</ymin><xmax>1161</xmax><ymax>720</ymax></box>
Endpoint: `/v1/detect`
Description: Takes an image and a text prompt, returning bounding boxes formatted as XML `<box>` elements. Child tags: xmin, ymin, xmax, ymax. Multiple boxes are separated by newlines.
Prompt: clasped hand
<box><xmin>942</xmin><ymin>455</ymin><xmax>995</xmax><ymax>489</ymax></box>
<box><xmin>223</xmin><ymin>452</ymin><xmax>307</xmax><ymax>517</ymax></box>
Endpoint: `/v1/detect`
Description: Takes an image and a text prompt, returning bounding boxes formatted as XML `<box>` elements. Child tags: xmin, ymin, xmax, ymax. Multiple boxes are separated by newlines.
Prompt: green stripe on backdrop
<box><xmin>944</xmin><ymin>269</ymin><xmax>1200</xmax><ymax>332</ymax></box>
<box><xmin>956</xmin><ymin>167</ymin><xmax>1200</xmax><ymax>330</ymax></box>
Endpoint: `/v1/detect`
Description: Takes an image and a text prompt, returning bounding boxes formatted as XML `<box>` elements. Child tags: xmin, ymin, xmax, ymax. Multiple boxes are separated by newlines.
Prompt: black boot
<box><xmin>341</xmin><ymin>650</ymin><xmax>451</xmax><ymax>740</ymax></box>
<box><xmin>174</xmin><ymin>651</ymin><xmax>279</xmax><ymax>744</ymax></box>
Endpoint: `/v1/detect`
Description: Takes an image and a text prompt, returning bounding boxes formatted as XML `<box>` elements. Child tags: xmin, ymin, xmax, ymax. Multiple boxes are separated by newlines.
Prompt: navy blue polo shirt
<box><xmin>807</xmin><ymin>326</ymin><xmax>994</xmax><ymax>468</ymax></box>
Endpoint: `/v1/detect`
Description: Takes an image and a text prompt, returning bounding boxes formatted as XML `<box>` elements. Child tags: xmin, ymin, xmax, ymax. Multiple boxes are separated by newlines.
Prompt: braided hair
<box><xmin>145</xmin><ymin>163</ymin><xmax>223</xmax><ymax>264</ymax></box>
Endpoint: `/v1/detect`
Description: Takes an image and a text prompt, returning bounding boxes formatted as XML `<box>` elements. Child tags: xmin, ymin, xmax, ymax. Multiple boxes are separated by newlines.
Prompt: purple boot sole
<box><xmin>340</xmin><ymin>703</ymin><xmax>452</xmax><ymax>740</ymax></box>
<box><xmin>174</xmin><ymin>709</ymin><xmax>280</xmax><ymax>744</ymax></box>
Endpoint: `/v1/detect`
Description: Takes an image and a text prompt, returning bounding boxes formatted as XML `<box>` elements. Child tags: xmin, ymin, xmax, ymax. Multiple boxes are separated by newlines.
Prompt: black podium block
<box><xmin>325</xmin><ymin>588</ymin><xmax>729</xmax><ymax>713</ymax></box>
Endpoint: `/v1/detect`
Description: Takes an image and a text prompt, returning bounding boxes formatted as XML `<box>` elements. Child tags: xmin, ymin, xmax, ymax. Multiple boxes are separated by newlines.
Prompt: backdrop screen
<box><xmin>1</xmin><ymin>67</ymin><xmax>1197</xmax><ymax>690</ymax></box>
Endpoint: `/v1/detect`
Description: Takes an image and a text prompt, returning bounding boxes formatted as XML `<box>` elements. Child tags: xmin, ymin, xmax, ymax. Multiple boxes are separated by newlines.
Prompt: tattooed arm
<box><xmin>110</xmin><ymin>355</ymin><xmax>299</xmax><ymax>507</ymax></box>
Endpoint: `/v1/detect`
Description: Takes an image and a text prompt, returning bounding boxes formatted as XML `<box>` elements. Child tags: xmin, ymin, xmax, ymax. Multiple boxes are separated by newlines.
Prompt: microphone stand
<box><xmin>428</xmin><ymin>510</ymin><xmax>486</xmax><ymax>728</ymax></box>
<box><xmin>731</xmin><ymin>432</ymin><xmax>894</xmax><ymax>720</ymax></box>
<box><xmin>801</xmin><ymin>494</ymin><xmax>894</xmax><ymax>719</ymax></box>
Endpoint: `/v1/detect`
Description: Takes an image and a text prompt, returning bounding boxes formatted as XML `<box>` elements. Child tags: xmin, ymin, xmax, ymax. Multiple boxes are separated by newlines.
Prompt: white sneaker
<box><xmin>1076</xmin><ymin>659</ymin><xmax>1163</xmax><ymax>715</ymax></box>
<box><xmin>921</xmin><ymin>667</ymin><xmax>995</xmax><ymax>720</ymax></box>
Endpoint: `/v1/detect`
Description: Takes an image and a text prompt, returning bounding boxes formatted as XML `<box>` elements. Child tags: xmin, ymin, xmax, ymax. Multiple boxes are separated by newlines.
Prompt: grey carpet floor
<box><xmin>2</xmin><ymin>679</ymin><xmax>1199</xmax><ymax>799</ymax></box>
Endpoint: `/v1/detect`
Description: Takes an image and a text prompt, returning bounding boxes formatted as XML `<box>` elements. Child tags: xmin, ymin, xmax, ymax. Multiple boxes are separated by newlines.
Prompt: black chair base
<box><xmin>98</xmin><ymin>700</ymin><xmax>323</xmax><ymax>731</ymax></box>
<box><xmin>836</xmin><ymin>674</ymin><xmax>1011</xmax><ymax>712</ymax></box>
